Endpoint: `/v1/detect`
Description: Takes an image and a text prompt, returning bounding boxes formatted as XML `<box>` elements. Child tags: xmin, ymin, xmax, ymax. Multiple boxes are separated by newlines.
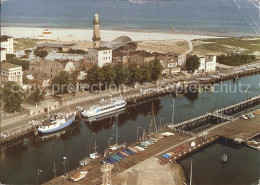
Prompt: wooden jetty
<box><xmin>169</xmin><ymin>94</ymin><xmax>260</xmax><ymax>130</ymax></box>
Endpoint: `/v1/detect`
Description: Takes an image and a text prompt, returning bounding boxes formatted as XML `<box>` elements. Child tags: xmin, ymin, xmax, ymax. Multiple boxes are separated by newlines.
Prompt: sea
<box><xmin>1</xmin><ymin>0</ymin><xmax>260</xmax><ymax>36</ymax></box>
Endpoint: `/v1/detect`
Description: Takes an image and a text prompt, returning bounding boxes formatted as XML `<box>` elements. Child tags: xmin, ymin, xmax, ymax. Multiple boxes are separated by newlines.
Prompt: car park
<box><xmin>247</xmin><ymin>113</ymin><xmax>254</xmax><ymax>119</ymax></box>
<box><xmin>240</xmin><ymin>114</ymin><xmax>248</xmax><ymax>120</ymax></box>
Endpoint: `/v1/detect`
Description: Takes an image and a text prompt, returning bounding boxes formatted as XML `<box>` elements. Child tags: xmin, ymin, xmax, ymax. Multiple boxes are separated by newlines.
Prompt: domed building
<box><xmin>101</xmin><ymin>36</ymin><xmax>137</xmax><ymax>52</ymax></box>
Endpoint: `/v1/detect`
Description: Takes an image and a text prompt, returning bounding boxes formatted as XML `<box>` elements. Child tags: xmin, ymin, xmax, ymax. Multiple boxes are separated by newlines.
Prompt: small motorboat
<box><xmin>71</xmin><ymin>170</ymin><xmax>88</xmax><ymax>182</ymax></box>
<box><xmin>246</xmin><ymin>140</ymin><xmax>260</xmax><ymax>150</ymax></box>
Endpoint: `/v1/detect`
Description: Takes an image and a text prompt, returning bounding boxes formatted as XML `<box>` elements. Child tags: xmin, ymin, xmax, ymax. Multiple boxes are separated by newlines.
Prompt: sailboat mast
<box><xmin>115</xmin><ymin>115</ymin><xmax>118</xmax><ymax>145</ymax></box>
<box><xmin>190</xmin><ymin>161</ymin><xmax>192</xmax><ymax>185</ymax></box>
<box><xmin>172</xmin><ymin>98</ymin><xmax>175</xmax><ymax>124</ymax></box>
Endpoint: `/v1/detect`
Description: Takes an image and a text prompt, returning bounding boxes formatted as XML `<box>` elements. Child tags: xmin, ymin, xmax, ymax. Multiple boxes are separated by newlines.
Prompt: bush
<box><xmin>217</xmin><ymin>53</ymin><xmax>257</xmax><ymax>66</ymax></box>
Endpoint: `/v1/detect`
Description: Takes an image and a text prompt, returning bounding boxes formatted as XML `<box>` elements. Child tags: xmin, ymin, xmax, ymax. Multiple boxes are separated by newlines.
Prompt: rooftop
<box><xmin>36</xmin><ymin>43</ymin><xmax>77</xmax><ymax>48</ymax></box>
<box><xmin>91</xmin><ymin>47</ymin><xmax>111</xmax><ymax>51</ymax></box>
<box><xmin>0</xmin><ymin>62</ymin><xmax>22</xmax><ymax>71</ymax></box>
<box><xmin>0</xmin><ymin>35</ymin><xmax>12</xmax><ymax>42</ymax></box>
<box><xmin>101</xmin><ymin>36</ymin><xmax>137</xmax><ymax>50</ymax></box>
<box><xmin>130</xmin><ymin>50</ymin><xmax>155</xmax><ymax>58</ymax></box>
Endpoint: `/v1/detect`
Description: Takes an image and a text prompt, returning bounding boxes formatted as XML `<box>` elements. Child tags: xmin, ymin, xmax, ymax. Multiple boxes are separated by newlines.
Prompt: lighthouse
<box><xmin>92</xmin><ymin>13</ymin><xmax>101</xmax><ymax>48</ymax></box>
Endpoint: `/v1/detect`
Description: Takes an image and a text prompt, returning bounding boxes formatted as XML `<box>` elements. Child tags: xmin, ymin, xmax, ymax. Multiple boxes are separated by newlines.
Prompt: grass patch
<box><xmin>217</xmin><ymin>53</ymin><xmax>257</xmax><ymax>66</ymax></box>
<box><xmin>14</xmin><ymin>38</ymin><xmax>40</xmax><ymax>50</ymax></box>
<box><xmin>192</xmin><ymin>37</ymin><xmax>260</xmax><ymax>57</ymax></box>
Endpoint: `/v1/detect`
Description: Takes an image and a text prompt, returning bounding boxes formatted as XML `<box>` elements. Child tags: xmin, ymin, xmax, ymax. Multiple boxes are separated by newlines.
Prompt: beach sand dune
<box><xmin>1</xmin><ymin>27</ymin><xmax>220</xmax><ymax>42</ymax></box>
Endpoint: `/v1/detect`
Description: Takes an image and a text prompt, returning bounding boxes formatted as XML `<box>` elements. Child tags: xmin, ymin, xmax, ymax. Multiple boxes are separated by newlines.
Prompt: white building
<box><xmin>1</xmin><ymin>48</ymin><xmax>6</xmax><ymax>62</ymax></box>
<box><xmin>0</xmin><ymin>62</ymin><xmax>23</xmax><ymax>85</ymax></box>
<box><xmin>198</xmin><ymin>55</ymin><xmax>216</xmax><ymax>73</ymax></box>
<box><xmin>0</xmin><ymin>35</ymin><xmax>14</xmax><ymax>54</ymax></box>
<box><xmin>88</xmin><ymin>47</ymin><xmax>112</xmax><ymax>67</ymax></box>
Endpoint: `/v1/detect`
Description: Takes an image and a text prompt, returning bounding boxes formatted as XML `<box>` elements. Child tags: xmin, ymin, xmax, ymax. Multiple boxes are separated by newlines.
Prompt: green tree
<box><xmin>34</xmin><ymin>50</ymin><xmax>48</xmax><ymax>59</ymax></box>
<box><xmin>114</xmin><ymin>64</ymin><xmax>129</xmax><ymax>85</ymax></box>
<box><xmin>185</xmin><ymin>55</ymin><xmax>200</xmax><ymax>73</ymax></box>
<box><xmin>2</xmin><ymin>82</ymin><xmax>25</xmax><ymax>113</ymax></box>
<box><xmin>140</xmin><ymin>63</ymin><xmax>152</xmax><ymax>83</ymax></box>
<box><xmin>85</xmin><ymin>65</ymin><xmax>104</xmax><ymax>90</ymax></box>
<box><xmin>25</xmin><ymin>49</ymin><xmax>32</xmax><ymax>57</ymax></box>
<box><xmin>29</xmin><ymin>83</ymin><xmax>45</xmax><ymax>104</ymax></box>
<box><xmin>128</xmin><ymin>64</ymin><xmax>142</xmax><ymax>84</ymax></box>
<box><xmin>102</xmin><ymin>65</ymin><xmax>116</xmax><ymax>86</ymax></box>
<box><xmin>150</xmin><ymin>60</ymin><xmax>162</xmax><ymax>81</ymax></box>
<box><xmin>51</xmin><ymin>71</ymin><xmax>72</xmax><ymax>94</ymax></box>
<box><xmin>70</xmin><ymin>70</ymin><xmax>80</xmax><ymax>95</ymax></box>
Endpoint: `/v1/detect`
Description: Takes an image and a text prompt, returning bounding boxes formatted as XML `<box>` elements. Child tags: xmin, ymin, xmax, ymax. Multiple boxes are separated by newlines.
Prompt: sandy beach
<box><xmin>1</xmin><ymin>27</ymin><xmax>221</xmax><ymax>42</ymax></box>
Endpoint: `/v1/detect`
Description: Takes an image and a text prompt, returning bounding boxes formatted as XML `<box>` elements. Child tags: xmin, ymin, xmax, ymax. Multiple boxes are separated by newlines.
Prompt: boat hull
<box><xmin>82</xmin><ymin>103</ymin><xmax>126</xmax><ymax>118</ymax></box>
<box><xmin>38</xmin><ymin>116</ymin><xmax>75</xmax><ymax>134</ymax></box>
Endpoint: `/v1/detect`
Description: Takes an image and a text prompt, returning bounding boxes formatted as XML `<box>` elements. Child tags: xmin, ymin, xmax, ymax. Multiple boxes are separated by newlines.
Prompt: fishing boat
<box><xmin>81</xmin><ymin>96</ymin><xmax>126</xmax><ymax>118</ymax></box>
<box><xmin>71</xmin><ymin>169</ymin><xmax>88</xmax><ymax>182</ymax></box>
<box><xmin>38</xmin><ymin>112</ymin><xmax>76</xmax><ymax>134</ymax></box>
<box><xmin>246</xmin><ymin>140</ymin><xmax>260</xmax><ymax>150</ymax></box>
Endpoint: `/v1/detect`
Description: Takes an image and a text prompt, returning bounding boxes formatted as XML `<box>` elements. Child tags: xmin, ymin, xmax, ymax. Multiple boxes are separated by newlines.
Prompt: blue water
<box><xmin>1</xmin><ymin>0</ymin><xmax>260</xmax><ymax>36</ymax></box>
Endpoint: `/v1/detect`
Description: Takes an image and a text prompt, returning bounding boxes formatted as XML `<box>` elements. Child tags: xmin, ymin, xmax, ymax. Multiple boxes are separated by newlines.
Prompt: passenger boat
<box><xmin>81</xmin><ymin>97</ymin><xmax>126</xmax><ymax>118</ymax></box>
<box><xmin>38</xmin><ymin>112</ymin><xmax>76</xmax><ymax>134</ymax></box>
<box><xmin>246</xmin><ymin>140</ymin><xmax>260</xmax><ymax>150</ymax></box>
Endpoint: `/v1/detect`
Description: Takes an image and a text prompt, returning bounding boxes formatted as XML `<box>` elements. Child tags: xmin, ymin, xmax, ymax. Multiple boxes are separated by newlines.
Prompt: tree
<box><xmin>185</xmin><ymin>55</ymin><xmax>200</xmax><ymax>73</ymax></box>
<box><xmin>102</xmin><ymin>65</ymin><xmax>116</xmax><ymax>86</ymax></box>
<box><xmin>150</xmin><ymin>60</ymin><xmax>162</xmax><ymax>81</ymax></box>
<box><xmin>51</xmin><ymin>71</ymin><xmax>72</xmax><ymax>94</ymax></box>
<box><xmin>70</xmin><ymin>70</ymin><xmax>80</xmax><ymax>95</ymax></box>
<box><xmin>2</xmin><ymin>82</ymin><xmax>25</xmax><ymax>113</ymax></box>
<box><xmin>34</xmin><ymin>50</ymin><xmax>48</xmax><ymax>59</ymax></box>
<box><xmin>29</xmin><ymin>83</ymin><xmax>45</xmax><ymax>104</ymax></box>
<box><xmin>114</xmin><ymin>64</ymin><xmax>129</xmax><ymax>85</ymax></box>
<box><xmin>128</xmin><ymin>64</ymin><xmax>142</xmax><ymax>84</ymax></box>
<box><xmin>140</xmin><ymin>63</ymin><xmax>152</xmax><ymax>83</ymax></box>
<box><xmin>25</xmin><ymin>49</ymin><xmax>32</xmax><ymax>57</ymax></box>
<box><xmin>85</xmin><ymin>65</ymin><xmax>104</xmax><ymax>90</ymax></box>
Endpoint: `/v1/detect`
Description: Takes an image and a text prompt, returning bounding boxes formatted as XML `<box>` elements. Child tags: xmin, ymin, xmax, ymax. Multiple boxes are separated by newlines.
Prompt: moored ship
<box><xmin>81</xmin><ymin>96</ymin><xmax>126</xmax><ymax>118</ymax></box>
<box><xmin>38</xmin><ymin>112</ymin><xmax>76</xmax><ymax>134</ymax></box>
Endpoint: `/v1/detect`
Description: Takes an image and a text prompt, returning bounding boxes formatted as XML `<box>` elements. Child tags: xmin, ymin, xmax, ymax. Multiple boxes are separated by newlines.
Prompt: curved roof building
<box><xmin>101</xmin><ymin>36</ymin><xmax>137</xmax><ymax>52</ymax></box>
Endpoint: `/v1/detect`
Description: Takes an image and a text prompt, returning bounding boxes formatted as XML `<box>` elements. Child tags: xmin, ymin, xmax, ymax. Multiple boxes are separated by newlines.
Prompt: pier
<box><xmin>43</xmin><ymin>109</ymin><xmax>260</xmax><ymax>185</ymax></box>
<box><xmin>170</xmin><ymin>94</ymin><xmax>260</xmax><ymax>130</ymax></box>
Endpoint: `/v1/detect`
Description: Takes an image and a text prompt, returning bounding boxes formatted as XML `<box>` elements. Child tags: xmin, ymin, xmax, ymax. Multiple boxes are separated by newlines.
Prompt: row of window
<box><xmin>103</xmin><ymin>57</ymin><xmax>111</xmax><ymax>60</ymax></box>
<box><xmin>0</xmin><ymin>71</ymin><xmax>21</xmax><ymax>75</ymax></box>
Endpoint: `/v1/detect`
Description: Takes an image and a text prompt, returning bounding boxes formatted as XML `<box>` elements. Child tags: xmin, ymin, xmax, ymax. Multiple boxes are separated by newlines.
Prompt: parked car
<box><xmin>240</xmin><ymin>114</ymin><xmax>248</xmax><ymax>120</ymax></box>
<box><xmin>247</xmin><ymin>113</ymin><xmax>254</xmax><ymax>119</ymax></box>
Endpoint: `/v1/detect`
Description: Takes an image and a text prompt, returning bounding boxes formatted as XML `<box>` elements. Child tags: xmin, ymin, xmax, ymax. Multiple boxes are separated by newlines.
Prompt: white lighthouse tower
<box><xmin>92</xmin><ymin>13</ymin><xmax>101</xmax><ymax>48</ymax></box>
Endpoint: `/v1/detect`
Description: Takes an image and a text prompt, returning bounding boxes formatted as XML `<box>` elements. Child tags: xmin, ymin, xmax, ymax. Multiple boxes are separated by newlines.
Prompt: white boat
<box><xmin>81</xmin><ymin>97</ymin><xmax>126</xmax><ymax>118</ymax></box>
<box><xmin>38</xmin><ymin>112</ymin><xmax>76</xmax><ymax>134</ymax></box>
<box><xmin>89</xmin><ymin>141</ymin><xmax>101</xmax><ymax>160</ymax></box>
<box><xmin>71</xmin><ymin>170</ymin><xmax>88</xmax><ymax>182</ymax></box>
<box><xmin>246</xmin><ymin>140</ymin><xmax>260</xmax><ymax>150</ymax></box>
<box><xmin>43</xmin><ymin>29</ymin><xmax>52</xmax><ymax>34</ymax></box>
<box><xmin>79</xmin><ymin>156</ymin><xmax>91</xmax><ymax>166</ymax></box>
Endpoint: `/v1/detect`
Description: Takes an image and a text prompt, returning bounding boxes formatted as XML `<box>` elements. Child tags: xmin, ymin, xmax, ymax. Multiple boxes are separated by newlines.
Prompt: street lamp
<box><xmin>137</xmin><ymin>126</ymin><xmax>141</xmax><ymax>140</ymax></box>
<box><xmin>63</xmin><ymin>157</ymin><xmax>68</xmax><ymax>176</ymax></box>
<box><xmin>36</xmin><ymin>169</ymin><xmax>42</xmax><ymax>185</ymax></box>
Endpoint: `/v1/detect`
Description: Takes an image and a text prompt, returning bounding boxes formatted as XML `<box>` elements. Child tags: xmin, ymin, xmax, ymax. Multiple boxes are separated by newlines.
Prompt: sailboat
<box><xmin>105</xmin><ymin>115</ymin><xmax>126</xmax><ymax>155</ymax></box>
<box><xmin>89</xmin><ymin>141</ymin><xmax>101</xmax><ymax>160</ymax></box>
<box><xmin>182</xmin><ymin>161</ymin><xmax>192</xmax><ymax>185</ymax></box>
